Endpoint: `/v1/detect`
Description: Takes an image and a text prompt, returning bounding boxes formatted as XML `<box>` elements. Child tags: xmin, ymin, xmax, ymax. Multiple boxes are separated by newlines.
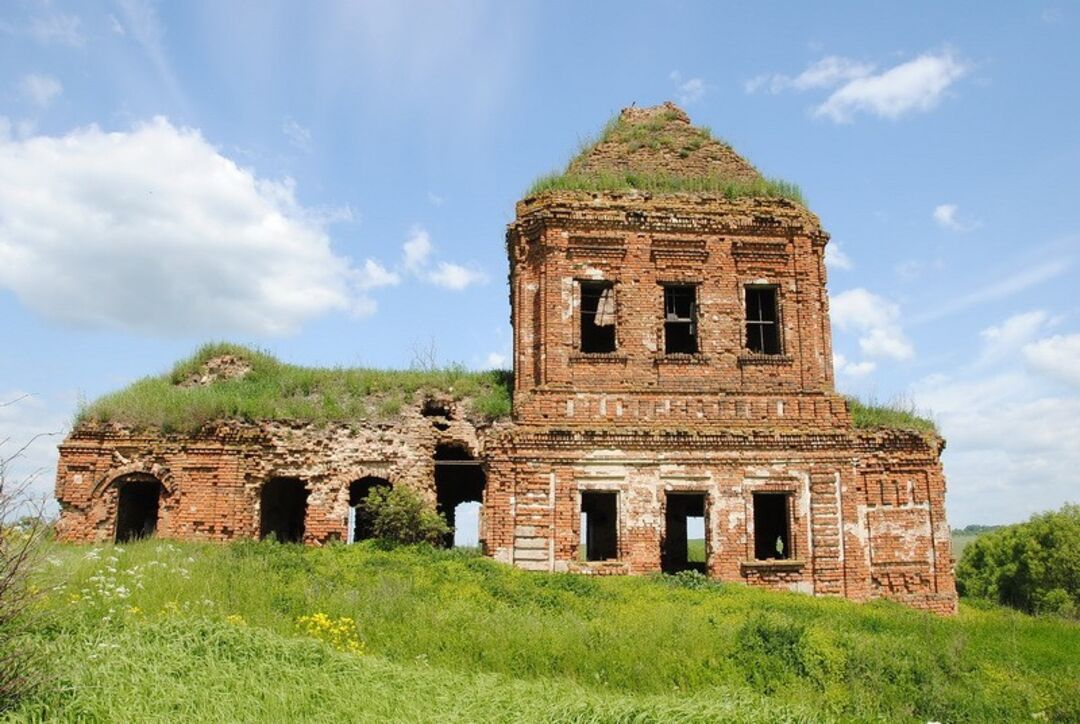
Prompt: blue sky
<box><xmin>1</xmin><ymin>1</ymin><xmax>1077</xmax><ymax>527</ymax></box>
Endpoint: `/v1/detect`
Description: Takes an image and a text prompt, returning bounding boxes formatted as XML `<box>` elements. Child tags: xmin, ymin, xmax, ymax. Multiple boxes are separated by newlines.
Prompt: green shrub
<box><xmin>360</xmin><ymin>486</ymin><xmax>450</xmax><ymax>546</ymax></box>
<box><xmin>956</xmin><ymin>503</ymin><xmax>1079</xmax><ymax>617</ymax></box>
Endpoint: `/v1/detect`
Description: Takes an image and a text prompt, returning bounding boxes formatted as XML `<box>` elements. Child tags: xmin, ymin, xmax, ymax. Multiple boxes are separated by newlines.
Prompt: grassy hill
<box><xmin>8</xmin><ymin>540</ymin><xmax>1078</xmax><ymax>722</ymax></box>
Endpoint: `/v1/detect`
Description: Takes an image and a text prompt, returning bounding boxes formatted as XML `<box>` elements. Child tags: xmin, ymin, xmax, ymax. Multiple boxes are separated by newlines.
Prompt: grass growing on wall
<box><xmin>846</xmin><ymin>396</ymin><xmax>938</xmax><ymax>435</ymax></box>
<box><xmin>77</xmin><ymin>343</ymin><xmax>513</xmax><ymax>432</ymax></box>
<box><xmin>525</xmin><ymin>172</ymin><xmax>805</xmax><ymax>203</ymax></box>
<box><xmin>9</xmin><ymin>540</ymin><xmax>1079</xmax><ymax>722</ymax></box>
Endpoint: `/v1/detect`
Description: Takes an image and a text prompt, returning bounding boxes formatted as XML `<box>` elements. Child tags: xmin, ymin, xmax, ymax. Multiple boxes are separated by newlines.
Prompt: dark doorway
<box><xmin>581</xmin><ymin>491</ymin><xmax>618</xmax><ymax>561</ymax></box>
<box><xmin>434</xmin><ymin>444</ymin><xmax>485</xmax><ymax>549</ymax></box>
<box><xmin>260</xmin><ymin>477</ymin><xmax>308</xmax><ymax>543</ymax></box>
<box><xmin>348</xmin><ymin>476</ymin><xmax>391</xmax><ymax>542</ymax></box>
<box><xmin>662</xmin><ymin>492</ymin><xmax>707</xmax><ymax>574</ymax></box>
<box><xmin>114</xmin><ymin>476</ymin><xmax>163</xmax><ymax>543</ymax></box>
<box><xmin>753</xmin><ymin>492</ymin><xmax>791</xmax><ymax>560</ymax></box>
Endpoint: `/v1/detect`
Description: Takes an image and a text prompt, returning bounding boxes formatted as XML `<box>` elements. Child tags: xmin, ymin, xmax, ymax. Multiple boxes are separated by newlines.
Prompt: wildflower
<box><xmin>296</xmin><ymin>612</ymin><xmax>366</xmax><ymax>655</ymax></box>
<box><xmin>127</xmin><ymin>606</ymin><xmax>142</xmax><ymax>616</ymax></box>
<box><xmin>226</xmin><ymin>614</ymin><xmax>247</xmax><ymax>627</ymax></box>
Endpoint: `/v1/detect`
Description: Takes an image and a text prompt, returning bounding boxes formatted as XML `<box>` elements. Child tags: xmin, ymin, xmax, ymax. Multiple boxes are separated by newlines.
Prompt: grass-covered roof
<box><xmin>77</xmin><ymin>343</ymin><xmax>513</xmax><ymax>433</ymax></box>
<box><xmin>526</xmin><ymin>102</ymin><xmax>804</xmax><ymax>203</ymax></box>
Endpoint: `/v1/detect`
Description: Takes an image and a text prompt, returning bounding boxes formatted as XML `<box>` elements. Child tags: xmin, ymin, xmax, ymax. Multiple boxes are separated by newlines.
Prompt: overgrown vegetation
<box><xmin>0</xmin><ymin>417</ymin><xmax>53</xmax><ymax>714</ymax></box>
<box><xmin>846</xmin><ymin>396</ymin><xmax>938</xmax><ymax>435</ymax></box>
<box><xmin>360</xmin><ymin>486</ymin><xmax>450</xmax><ymax>546</ymax></box>
<box><xmin>8</xmin><ymin>540</ymin><xmax>1079</xmax><ymax>721</ymax></box>
<box><xmin>526</xmin><ymin>171</ymin><xmax>805</xmax><ymax>202</ymax></box>
<box><xmin>76</xmin><ymin>343</ymin><xmax>513</xmax><ymax>432</ymax></box>
<box><xmin>957</xmin><ymin>503</ymin><xmax>1079</xmax><ymax>617</ymax></box>
<box><xmin>525</xmin><ymin>110</ymin><xmax>804</xmax><ymax>203</ymax></box>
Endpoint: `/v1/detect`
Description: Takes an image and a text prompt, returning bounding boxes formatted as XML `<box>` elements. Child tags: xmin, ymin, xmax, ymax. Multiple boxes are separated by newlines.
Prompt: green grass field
<box><xmin>7</xmin><ymin>540</ymin><xmax>1078</xmax><ymax>722</ymax></box>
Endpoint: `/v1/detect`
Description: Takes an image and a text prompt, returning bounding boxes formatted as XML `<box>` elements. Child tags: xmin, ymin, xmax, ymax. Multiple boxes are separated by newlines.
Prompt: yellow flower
<box><xmin>127</xmin><ymin>606</ymin><xmax>142</xmax><ymax>616</ymax></box>
<box><xmin>226</xmin><ymin>614</ymin><xmax>247</xmax><ymax>627</ymax></box>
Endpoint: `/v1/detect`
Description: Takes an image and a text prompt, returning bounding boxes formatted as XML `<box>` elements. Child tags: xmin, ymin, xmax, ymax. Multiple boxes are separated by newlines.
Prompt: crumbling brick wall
<box><xmin>54</xmin><ymin>103</ymin><xmax>958</xmax><ymax>614</ymax></box>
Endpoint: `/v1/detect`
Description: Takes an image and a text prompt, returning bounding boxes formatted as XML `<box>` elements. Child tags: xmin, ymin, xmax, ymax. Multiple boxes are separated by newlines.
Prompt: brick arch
<box><xmin>93</xmin><ymin>462</ymin><xmax>175</xmax><ymax>498</ymax></box>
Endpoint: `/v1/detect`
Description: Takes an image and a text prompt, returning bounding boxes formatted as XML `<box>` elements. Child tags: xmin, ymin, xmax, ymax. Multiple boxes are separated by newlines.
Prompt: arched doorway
<box><xmin>347</xmin><ymin>476</ymin><xmax>391</xmax><ymax>542</ymax></box>
<box><xmin>114</xmin><ymin>474</ymin><xmax>164</xmax><ymax>543</ymax></box>
<box><xmin>260</xmin><ymin>477</ymin><xmax>308</xmax><ymax>543</ymax></box>
<box><xmin>434</xmin><ymin>443</ymin><xmax>485</xmax><ymax>549</ymax></box>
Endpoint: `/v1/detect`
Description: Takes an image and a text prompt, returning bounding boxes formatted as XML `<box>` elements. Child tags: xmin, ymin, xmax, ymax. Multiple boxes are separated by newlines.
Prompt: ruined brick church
<box><xmin>54</xmin><ymin>103</ymin><xmax>957</xmax><ymax>613</ymax></box>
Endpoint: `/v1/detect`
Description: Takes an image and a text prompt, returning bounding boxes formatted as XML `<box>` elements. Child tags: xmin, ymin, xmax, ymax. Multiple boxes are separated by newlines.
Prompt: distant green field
<box><xmin>687</xmin><ymin>538</ymin><xmax>705</xmax><ymax>562</ymax></box>
<box><xmin>8</xmin><ymin>539</ymin><xmax>1077</xmax><ymax>723</ymax></box>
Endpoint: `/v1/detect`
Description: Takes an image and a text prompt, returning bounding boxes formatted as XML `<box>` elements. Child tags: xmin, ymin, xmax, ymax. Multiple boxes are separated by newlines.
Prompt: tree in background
<box><xmin>360</xmin><ymin>485</ymin><xmax>450</xmax><ymax>547</ymax></box>
<box><xmin>956</xmin><ymin>503</ymin><xmax>1079</xmax><ymax>617</ymax></box>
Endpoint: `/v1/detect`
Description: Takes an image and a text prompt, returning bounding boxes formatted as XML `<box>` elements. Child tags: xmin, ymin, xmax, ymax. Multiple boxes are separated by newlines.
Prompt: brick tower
<box><xmin>485</xmin><ymin>103</ymin><xmax>957</xmax><ymax>612</ymax></box>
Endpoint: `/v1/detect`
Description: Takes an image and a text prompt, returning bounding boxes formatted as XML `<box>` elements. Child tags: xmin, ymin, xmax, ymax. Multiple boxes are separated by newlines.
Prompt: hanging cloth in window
<box><xmin>593</xmin><ymin>288</ymin><xmax>616</xmax><ymax>327</ymax></box>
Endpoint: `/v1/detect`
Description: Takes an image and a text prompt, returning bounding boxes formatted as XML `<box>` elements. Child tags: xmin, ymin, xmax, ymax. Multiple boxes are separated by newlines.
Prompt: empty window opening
<box><xmin>663</xmin><ymin>285</ymin><xmax>698</xmax><ymax>354</ymax></box>
<box><xmin>662</xmin><ymin>493</ymin><xmax>707</xmax><ymax>574</ymax></box>
<box><xmin>114</xmin><ymin>476</ymin><xmax>163</xmax><ymax>543</ymax></box>
<box><xmin>745</xmin><ymin>286</ymin><xmax>781</xmax><ymax>354</ymax></box>
<box><xmin>347</xmin><ymin>476</ymin><xmax>391</xmax><ymax>543</ymax></box>
<box><xmin>753</xmin><ymin>493</ymin><xmax>791</xmax><ymax>560</ymax></box>
<box><xmin>580</xmin><ymin>491</ymin><xmax>618</xmax><ymax>561</ymax></box>
<box><xmin>421</xmin><ymin>398</ymin><xmax>453</xmax><ymax>419</ymax></box>
<box><xmin>434</xmin><ymin>443</ymin><xmax>486</xmax><ymax>549</ymax></box>
<box><xmin>580</xmin><ymin>281</ymin><xmax>617</xmax><ymax>353</ymax></box>
<box><xmin>260</xmin><ymin>477</ymin><xmax>308</xmax><ymax>543</ymax></box>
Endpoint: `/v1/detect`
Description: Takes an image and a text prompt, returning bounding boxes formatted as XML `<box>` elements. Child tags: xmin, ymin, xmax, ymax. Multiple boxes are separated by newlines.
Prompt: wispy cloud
<box><xmin>831</xmin><ymin>288</ymin><xmax>914</xmax><ymax>360</ymax></box>
<box><xmin>283</xmin><ymin>118</ymin><xmax>312</xmax><ymax>152</ymax></box>
<box><xmin>912</xmin><ymin>259</ymin><xmax>1071</xmax><ymax>323</ymax></box>
<box><xmin>933</xmin><ymin>203</ymin><xmax>980</xmax><ymax>232</ymax></box>
<box><xmin>20</xmin><ymin>74</ymin><xmax>62</xmax><ymax>108</ymax></box>
<box><xmin>825</xmin><ymin>242</ymin><xmax>853</xmax><ymax>271</ymax></box>
<box><xmin>399</xmin><ymin>226</ymin><xmax>486</xmax><ymax>291</ymax></box>
<box><xmin>670</xmin><ymin>71</ymin><xmax>706</xmax><ymax>105</ymax></box>
<box><xmin>747</xmin><ymin>50</ymin><xmax>969</xmax><ymax>123</ymax></box>
<box><xmin>114</xmin><ymin>0</ymin><xmax>189</xmax><ymax>112</ymax></box>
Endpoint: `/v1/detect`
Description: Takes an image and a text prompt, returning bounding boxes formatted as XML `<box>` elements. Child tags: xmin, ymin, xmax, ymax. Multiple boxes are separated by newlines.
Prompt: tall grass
<box><xmin>525</xmin><ymin>172</ymin><xmax>804</xmax><ymax>203</ymax></box>
<box><xmin>846</xmin><ymin>396</ymin><xmax>937</xmax><ymax>435</ymax></box>
<box><xmin>12</xmin><ymin>540</ymin><xmax>1079</xmax><ymax>722</ymax></box>
<box><xmin>77</xmin><ymin>343</ymin><xmax>513</xmax><ymax>432</ymax></box>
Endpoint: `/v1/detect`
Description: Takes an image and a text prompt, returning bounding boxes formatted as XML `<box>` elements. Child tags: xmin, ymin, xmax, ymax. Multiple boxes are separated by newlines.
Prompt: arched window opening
<box><xmin>347</xmin><ymin>476</ymin><xmax>391</xmax><ymax>543</ymax></box>
<box><xmin>434</xmin><ymin>443</ymin><xmax>485</xmax><ymax>549</ymax></box>
<box><xmin>114</xmin><ymin>475</ymin><xmax>163</xmax><ymax>543</ymax></box>
<box><xmin>260</xmin><ymin>477</ymin><xmax>308</xmax><ymax>543</ymax></box>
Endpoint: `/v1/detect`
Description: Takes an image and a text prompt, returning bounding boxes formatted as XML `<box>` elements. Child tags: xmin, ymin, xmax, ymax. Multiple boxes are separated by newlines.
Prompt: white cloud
<box><xmin>825</xmin><ymin>242</ymin><xmax>853</xmax><ymax>270</ymax></box>
<box><xmin>282</xmin><ymin>118</ymin><xmax>312</xmax><ymax>152</ymax></box>
<box><xmin>485</xmin><ymin>352</ymin><xmax>507</xmax><ymax>368</ymax></box>
<box><xmin>1023</xmin><ymin>333</ymin><xmax>1080</xmax><ymax>388</ymax></box>
<box><xmin>748</xmin><ymin>51</ymin><xmax>969</xmax><ymax>123</ymax></box>
<box><xmin>399</xmin><ymin>226</ymin><xmax>486</xmax><ymax>291</ymax></box>
<box><xmin>402</xmin><ymin>227</ymin><xmax>433</xmax><ymax>271</ymax></box>
<box><xmin>932</xmin><ymin>202</ymin><xmax>979</xmax><ymax>232</ymax></box>
<box><xmin>911</xmin><ymin>317</ymin><xmax>1080</xmax><ymax>525</ymax></box>
<box><xmin>28</xmin><ymin>11</ymin><xmax>84</xmax><ymax>47</ymax></box>
<box><xmin>831</xmin><ymin>288</ymin><xmax>913</xmax><ymax>360</ymax></box>
<box><xmin>0</xmin><ymin>392</ymin><xmax>69</xmax><ymax>516</ymax></box>
<box><xmin>833</xmin><ymin>352</ymin><xmax>876</xmax><ymax>377</ymax></box>
<box><xmin>354</xmin><ymin>259</ymin><xmax>400</xmax><ymax>291</ymax></box>
<box><xmin>114</xmin><ymin>0</ymin><xmax>187</xmax><ymax>110</ymax></box>
<box><xmin>979</xmin><ymin>310</ymin><xmax>1049</xmax><ymax>363</ymax></box>
<box><xmin>20</xmin><ymin>74</ymin><xmax>62</xmax><ymax>108</ymax></box>
<box><xmin>670</xmin><ymin>71</ymin><xmax>706</xmax><ymax>105</ymax></box>
<box><xmin>428</xmin><ymin>262</ymin><xmax>487</xmax><ymax>291</ymax></box>
<box><xmin>814</xmin><ymin>51</ymin><xmax>968</xmax><ymax>123</ymax></box>
<box><xmin>0</xmin><ymin>117</ymin><xmax>385</xmax><ymax>335</ymax></box>
<box><xmin>427</xmin><ymin>191</ymin><xmax>445</xmax><ymax>207</ymax></box>
<box><xmin>746</xmin><ymin>56</ymin><xmax>875</xmax><ymax>94</ymax></box>
<box><xmin>109</xmin><ymin>14</ymin><xmax>126</xmax><ymax>35</ymax></box>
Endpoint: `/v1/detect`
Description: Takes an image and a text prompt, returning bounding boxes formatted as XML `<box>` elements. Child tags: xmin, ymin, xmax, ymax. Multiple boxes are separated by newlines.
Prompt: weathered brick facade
<box><xmin>54</xmin><ymin>104</ymin><xmax>957</xmax><ymax>613</ymax></box>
